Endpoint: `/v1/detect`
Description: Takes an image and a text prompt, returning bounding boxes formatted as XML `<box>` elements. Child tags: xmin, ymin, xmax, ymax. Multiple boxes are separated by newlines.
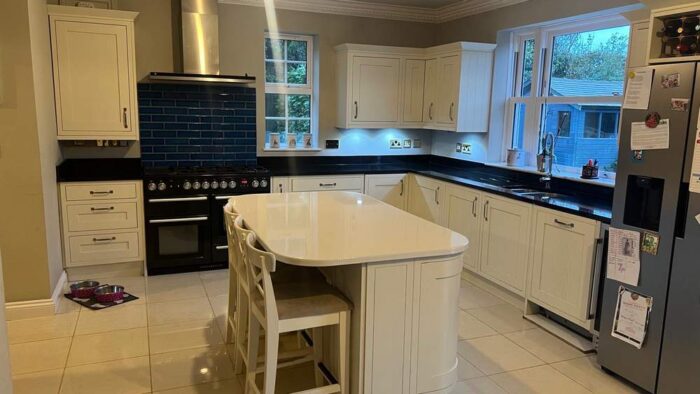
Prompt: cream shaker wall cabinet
<box><xmin>335</xmin><ymin>42</ymin><xmax>495</xmax><ymax>132</ymax></box>
<box><xmin>48</xmin><ymin>6</ymin><xmax>139</xmax><ymax>140</ymax></box>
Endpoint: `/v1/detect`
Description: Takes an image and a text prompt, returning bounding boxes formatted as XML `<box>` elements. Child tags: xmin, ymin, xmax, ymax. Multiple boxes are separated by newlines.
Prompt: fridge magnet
<box><xmin>671</xmin><ymin>98</ymin><xmax>689</xmax><ymax>112</ymax></box>
<box><xmin>269</xmin><ymin>133</ymin><xmax>280</xmax><ymax>149</ymax></box>
<box><xmin>661</xmin><ymin>73</ymin><xmax>680</xmax><ymax>88</ymax></box>
<box><xmin>633</xmin><ymin>150</ymin><xmax>644</xmax><ymax>160</ymax></box>
<box><xmin>607</xmin><ymin>227</ymin><xmax>641</xmax><ymax>286</ymax></box>
<box><xmin>645</xmin><ymin>112</ymin><xmax>661</xmax><ymax>128</ymax></box>
<box><xmin>612</xmin><ymin>286</ymin><xmax>653</xmax><ymax>350</ymax></box>
<box><xmin>641</xmin><ymin>232</ymin><xmax>660</xmax><ymax>256</ymax></box>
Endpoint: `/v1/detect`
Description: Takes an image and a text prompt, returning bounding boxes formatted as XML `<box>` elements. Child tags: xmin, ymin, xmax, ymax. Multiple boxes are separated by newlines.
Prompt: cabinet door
<box><xmin>435</xmin><ymin>55</ymin><xmax>460</xmax><ymax>126</ymax></box>
<box><xmin>271</xmin><ymin>177</ymin><xmax>290</xmax><ymax>193</ymax></box>
<box><xmin>290</xmin><ymin>175</ymin><xmax>364</xmax><ymax>193</ymax></box>
<box><xmin>529</xmin><ymin>209</ymin><xmax>598</xmax><ymax>324</ymax></box>
<box><xmin>479</xmin><ymin>194</ymin><xmax>532</xmax><ymax>294</ymax></box>
<box><xmin>364</xmin><ymin>174</ymin><xmax>407</xmax><ymax>210</ymax></box>
<box><xmin>53</xmin><ymin>20</ymin><xmax>134</xmax><ymax>136</ymax></box>
<box><xmin>407</xmin><ymin>175</ymin><xmax>445</xmax><ymax>225</ymax></box>
<box><xmin>422</xmin><ymin>58</ymin><xmax>438</xmax><ymax>126</ymax></box>
<box><xmin>445</xmin><ymin>185</ymin><xmax>482</xmax><ymax>271</ymax></box>
<box><xmin>351</xmin><ymin>56</ymin><xmax>401</xmax><ymax>124</ymax></box>
<box><xmin>402</xmin><ymin>59</ymin><xmax>425</xmax><ymax>123</ymax></box>
<box><xmin>627</xmin><ymin>21</ymin><xmax>649</xmax><ymax>69</ymax></box>
<box><xmin>413</xmin><ymin>256</ymin><xmax>462</xmax><ymax>393</ymax></box>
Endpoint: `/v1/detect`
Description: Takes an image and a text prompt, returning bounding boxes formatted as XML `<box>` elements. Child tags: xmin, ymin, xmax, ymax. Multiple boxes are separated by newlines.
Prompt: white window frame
<box><xmin>264</xmin><ymin>32</ymin><xmax>315</xmax><ymax>149</ymax></box>
<box><xmin>504</xmin><ymin>16</ymin><xmax>630</xmax><ymax>178</ymax></box>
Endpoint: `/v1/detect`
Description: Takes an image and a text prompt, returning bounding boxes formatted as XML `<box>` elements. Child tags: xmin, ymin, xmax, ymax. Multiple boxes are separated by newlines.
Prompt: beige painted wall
<box><xmin>0</xmin><ymin>1</ymin><xmax>54</xmax><ymax>302</ymax></box>
<box><xmin>28</xmin><ymin>0</ymin><xmax>64</xmax><ymax>297</ymax></box>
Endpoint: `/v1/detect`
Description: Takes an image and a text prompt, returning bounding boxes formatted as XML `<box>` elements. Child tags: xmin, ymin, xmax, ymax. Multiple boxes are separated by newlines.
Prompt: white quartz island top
<box><xmin>229</xmin><ymin>191</ymin><xmax>468</xmax><ymax>267</ymax></box>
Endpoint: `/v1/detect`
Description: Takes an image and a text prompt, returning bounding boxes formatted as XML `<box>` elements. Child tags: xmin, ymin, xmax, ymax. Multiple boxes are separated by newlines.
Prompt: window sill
<box><xmin>485</xmin><ymin>162</ymin><xmax>616</xmax><ymax>188</ymax></box>
<box><xmin>262</xmin><ymin>147</ymin><xmax>323</xmax><ymax>152</ymax></box>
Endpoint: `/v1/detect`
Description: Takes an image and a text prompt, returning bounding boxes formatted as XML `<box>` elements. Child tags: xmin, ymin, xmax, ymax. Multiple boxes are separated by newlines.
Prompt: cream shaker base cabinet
<box><xmin>479</xmin><ymin>194</ymin><xmax>532</xmax><ymax>295</ymax></box>
<box><xmin>407</xmin><ymin>174</ymin><xmax>445</xmax><ymax>225</ymax></box>
<box><xmin>60</xmin><ymin>180</ymin><xmax>145</xmax><ymax>268</ymax></box>
<box><xmin>49</xmin><ymin>6</ymin><xmax>139</xmax><ymax>140</ymax></box>
<box><xmin>270</xmin><ymin>177</ymin><xmax>290</xmax><ymax>193</ymax></box>
<box><xmin>444</xmin><ymin>184</ymin><xmax>482</xmax><ymax>271</ymax></box>
<box><xmin>364</xmin><ymin>174</ymin><xmax>407</xmax><ymax>210</ymax></box>
<box><xmin>527</xmin><ymin>207</ymin><xmax>600</xmax><ymax>327</ymax></box>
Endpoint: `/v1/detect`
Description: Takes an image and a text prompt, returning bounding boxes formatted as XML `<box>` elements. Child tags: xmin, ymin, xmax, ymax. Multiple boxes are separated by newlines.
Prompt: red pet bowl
<box><xmin>70</xmin><ymin>281</ymin><xmax>100</xmax><ymax>298</ymax></box>
<box><xmin>94</xmin><ymin>285</ymin><xmax>125</xmax><ymax>303</ymax></box>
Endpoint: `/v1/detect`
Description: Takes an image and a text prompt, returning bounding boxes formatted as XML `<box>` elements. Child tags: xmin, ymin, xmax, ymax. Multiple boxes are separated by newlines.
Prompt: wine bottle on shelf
<box><xmin>683</xmin><ymin>17</ymin><xmax>700</xmax><ymax>35</ymax></box>
<box><xmin>664</xmin><ymin>18</ymin><xmax>683</xmax><ymax>37</ymax></box>
<box><xmin>678</xmin><ymin>36</ymin><xmax>698</xmax><ymax>55</ymax></box>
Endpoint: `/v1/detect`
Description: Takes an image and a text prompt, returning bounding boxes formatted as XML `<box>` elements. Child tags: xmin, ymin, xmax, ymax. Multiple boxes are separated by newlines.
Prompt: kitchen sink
<box><xmin>517</xmin><ymin>191</ymin><xmax>567</xmax><ymax>200</ymax></box>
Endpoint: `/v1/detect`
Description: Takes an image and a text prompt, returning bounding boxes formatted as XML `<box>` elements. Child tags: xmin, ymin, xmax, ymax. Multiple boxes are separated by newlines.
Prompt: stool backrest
<box><xmin>244</xmin><ymin>232</ymin><xmax>278</xmax><ymax>326</ymax></box>
<box><xmin>223</xmin><ymin>203</ymin><xmax>240</xmax><ymax>270</ymax></box>
<box><xmin>233</xmin><ymin>216</ymin><xmax>254</xmax><ymax>289</ymax></box>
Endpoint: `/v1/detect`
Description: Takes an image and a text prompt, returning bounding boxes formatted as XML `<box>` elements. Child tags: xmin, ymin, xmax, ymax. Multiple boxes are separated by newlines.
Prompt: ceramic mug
<box><xmin>302</xmin><ymin>133</ymin><xmax>312</xmax><ymax>148</ymax></box>
<box><xmin>269</xmin><ymin>133</ymin><xmax>280</xmax><ymax>149</ymax></box>
<box><xmin>287</xmin><ymin>133</ymin><xmax>297</xmax><ymax>148</ymax></box>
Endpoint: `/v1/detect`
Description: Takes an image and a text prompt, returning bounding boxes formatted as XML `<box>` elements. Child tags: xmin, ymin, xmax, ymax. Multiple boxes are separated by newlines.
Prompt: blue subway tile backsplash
<box><xmin>138</xmin><ymin>83</ymin><xmax>257</xmax><ymax>168</ymax></box>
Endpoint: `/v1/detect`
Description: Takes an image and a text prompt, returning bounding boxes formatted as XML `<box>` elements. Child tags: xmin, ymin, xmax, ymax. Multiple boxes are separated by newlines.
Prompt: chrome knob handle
<box><xmin>229</xmin><ymin>181</ymin><xmax>237</xmax><ymax>189</ymax></box>
<box><xmin>211</xmin><ymin>181</ymin><xmax>219</xmax><ymax>189</ymax></box>
<box><xmin>157</xmin><ymin>182</ymin><xmax>167</xmax><ymax>191</ymax></box>
<box><xmin>147</xmin><ymin>182</ymin><xmax>157</xmax><ymax>191</ymax></box>
<box><xmin>252</xmin><ymin>180</ymin><xmax>260</xmax><ymax>188</ymax></box>
<box><xmin>220</xmin><ymin>181</ymin><xmax>228</xmax><ymax>189</ymax></box>
<box><xmin>202</xmin><ymin>181</ymin><xmax>210</xmax><ymax>190</ymax></box>
<box><xmin>260</xmin><ymin>179</ymin><xmax>268</xmax><ymax>188</ymax></box>
<box><xmin>192</xmin><ymin>181</ymin><xmax>201</xmax><ymax>190</ymax></box>
<box><xmin>182</xmin><ymin>181</ymin><xmax>192</xmax><ymax>190</ymax></box>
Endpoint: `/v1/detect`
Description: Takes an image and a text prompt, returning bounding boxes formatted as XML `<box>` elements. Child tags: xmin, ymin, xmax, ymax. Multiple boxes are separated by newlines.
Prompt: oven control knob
<box><xmin>219</xmin><ymin>181</ymin><xmax>228</xmax><ymax>189</ymax></box>
<box><xmin>229</xmin><ymin>180</ymin><xmax>237</xmax><ymax>189</ymax></box>
<box><xmin>147</xmin><ymin>182</ymin><xmax>157</xmax><ymax>191</ymax></box>
<box><xmin>157</xmin><ymin>182</ymin><xmax>167</xmax><ymax>191</ymax></box>
<box><xmin>192</xmin><ymin>181</ymin><xmax>201</xmax><ymax>190</ymax></box>
<box><xmin>182</xmin><ymin>181</ymin><xmax>192</xmax><ymax>190</ymax></box>
<box><xmin>211</xmin><ymin>181</ymin><xmax>219</xmax><ymax>189</ymax></box>
<box><xmin>251</xmin><ymin>180</ymin><xmax>260</xmax><ymax>188</ymax></box>
<box><xmin>202</xmin><ymin>181</ymin><xmax>210</xmax><ymax>190</ymax></box>
<box><xmin>260</xmin><ymin>179</ymin><xmax>268</xmax><ymax>188</ymax></box>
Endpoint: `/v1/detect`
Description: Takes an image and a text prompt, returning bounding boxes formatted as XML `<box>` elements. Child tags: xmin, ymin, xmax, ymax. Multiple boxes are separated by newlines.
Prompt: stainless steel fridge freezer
<box><xmin>597</xmin><ymin>62</ymin><xmax>698</xmax><ymax>393</ymax></box>
<box><xmin>656</xmin><ymin>64</ymin><xmax>700</xmax><ymax>393</ymax></box>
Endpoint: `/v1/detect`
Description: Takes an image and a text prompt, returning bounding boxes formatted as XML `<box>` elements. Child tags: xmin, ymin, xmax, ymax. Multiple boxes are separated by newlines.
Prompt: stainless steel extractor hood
<box><xmin>146</xmin><ymin>0</ymin><xmax>255</xmax><ymax>85</ymax></box>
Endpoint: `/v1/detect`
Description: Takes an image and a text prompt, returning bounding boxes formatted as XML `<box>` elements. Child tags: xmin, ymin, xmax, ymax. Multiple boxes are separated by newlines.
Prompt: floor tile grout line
<box><xmin>488</xmin><ymin>363</ymin><xmax>595</xmax><ymax>393</ymax></box>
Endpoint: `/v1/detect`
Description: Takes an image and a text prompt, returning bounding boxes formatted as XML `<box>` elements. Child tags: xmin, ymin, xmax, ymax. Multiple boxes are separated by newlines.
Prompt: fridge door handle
<box><xmin>587</xmin><ymin>237</ymin><xmax>604</xmax><ymax>320</ymax></box>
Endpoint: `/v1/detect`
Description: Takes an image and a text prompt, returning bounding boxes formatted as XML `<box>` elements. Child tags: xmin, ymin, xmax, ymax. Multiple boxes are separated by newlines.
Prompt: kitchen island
<box><xmin>229</xmin><ymin>191</ymin><xmax>468</xmax><ymax>394</ymax></box>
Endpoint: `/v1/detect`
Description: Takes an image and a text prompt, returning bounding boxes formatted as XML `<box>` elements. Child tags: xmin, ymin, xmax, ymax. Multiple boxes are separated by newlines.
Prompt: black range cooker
<box><xmin>143</xmin><ymin>166</ymin><xmax>270</xmax><ymax>275</ymax></box>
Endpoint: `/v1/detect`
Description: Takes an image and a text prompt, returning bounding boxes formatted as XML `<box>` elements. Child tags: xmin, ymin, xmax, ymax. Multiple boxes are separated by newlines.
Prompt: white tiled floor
<box><xmin>6</xmin><ymin>270</ymin><xmax>643</xmax><ymax>393</ymax></box>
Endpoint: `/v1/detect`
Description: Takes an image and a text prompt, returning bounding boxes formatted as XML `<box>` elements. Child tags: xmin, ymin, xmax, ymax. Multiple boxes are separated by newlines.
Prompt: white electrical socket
<box><xmin>403</xmin><ymin>139</ymin><xmax>412</xmax><ymax>148</ymax></box>
<box><xmin>389</xmin><ymin>139</ymin><xmax>402</xmax><ymax>149</ymax></box>
<box><xmin>461</xmin><ymin>144</ymin><xmax>472</xmax><ymax>154</ymax></box>
<box><xmin>456</xmin><ymin>143</ymin><xmax>462</xmax><ymax>152</ymax></box>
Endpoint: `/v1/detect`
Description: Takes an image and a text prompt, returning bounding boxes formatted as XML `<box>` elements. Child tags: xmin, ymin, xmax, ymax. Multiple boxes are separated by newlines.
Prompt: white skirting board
<box><xmin>5</xmin><ymin>270</ymin><xmax>66</xmax><ymax>321</ymax></box>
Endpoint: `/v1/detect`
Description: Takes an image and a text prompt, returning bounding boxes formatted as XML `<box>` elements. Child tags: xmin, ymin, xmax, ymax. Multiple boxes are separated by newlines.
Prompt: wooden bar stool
<box><xmin>223</xmin><ymin>204</ymin><xmax>241</xmax><ymax>344</ymax></box>
<box><xmin>243</xmin><ymin>232</ymin><xmax>351</xmax><ymax>394</ymax></box>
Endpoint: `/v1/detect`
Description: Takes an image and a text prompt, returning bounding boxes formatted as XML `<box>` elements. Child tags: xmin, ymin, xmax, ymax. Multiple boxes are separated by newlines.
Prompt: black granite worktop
<box><xmin>259</xmin><ymin>155</ymin><xmax>614</xmax><ymax>223</ymax></box>
<box><xmin>57</xmin><ymin>158</ymin><xmax>143</xmax><ymax>182</ymax></box>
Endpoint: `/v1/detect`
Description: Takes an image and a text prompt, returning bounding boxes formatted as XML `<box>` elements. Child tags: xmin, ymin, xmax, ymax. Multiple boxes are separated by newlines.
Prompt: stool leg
<box><xmin>234</xmin><ymin>287</ymin><xmax>249</xmax><ymax>374</ymax></box>
<box><xmin>246</xmin><ymin>314</ymin><xmax>261</xmax><ymax>394</ymax></box>
<box><xmin>226</xmin><ymin>266</ymin><xmax>238</xmax><ymax>343</ymax></box>
<box><xmin>312</xmin><ymin>328</ymin><xmax>324</xmax><ymax>387</ymax></box>
<box><xmin>263</xmin><ymin>326</ymin><xmax>280</xmax><ymax>394</ymax></box>
<box><xmin>338</xmin><ymin>311</ymin><xmax>350</xmax><ymax>394</ymax></box>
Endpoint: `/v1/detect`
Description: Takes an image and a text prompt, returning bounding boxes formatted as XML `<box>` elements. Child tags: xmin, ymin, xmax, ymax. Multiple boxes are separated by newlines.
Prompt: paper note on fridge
<box><xmin>623</xmin><ymin>68</ymin><xmax>653</xmax><ymax>110</ymax></box>
<box><xmin>630</xmin><ymin>120</ymin><xmax>670</xmax><ymax>151</ymax></box>
<box><xmin>611</xmin><ymin>287</ymin><xmax>652</xmax><ymax>349</ymax></box>
<box><xmin>689</xmin><ymin>129</ymin><xmax>700</xmax><ymax>193</ymax></box>
<box><xmin>607</xmin><ymin>227</ymin><xmax>641</xmax><ymax>286</ymax></box>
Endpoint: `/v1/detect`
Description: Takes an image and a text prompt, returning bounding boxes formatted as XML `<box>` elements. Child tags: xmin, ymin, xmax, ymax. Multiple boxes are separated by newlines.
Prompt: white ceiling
<box><xmin>356</xmin><ymin>0</ymin><xmax>463</xmax><ymax>9</ymax></box>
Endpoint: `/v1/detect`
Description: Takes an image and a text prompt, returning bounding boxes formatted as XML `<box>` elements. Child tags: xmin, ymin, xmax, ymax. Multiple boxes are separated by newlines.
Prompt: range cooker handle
<box><xmin>148</xmin><ymin>197</ymin><xmax>208</xmax><ymax>203</ymax></box>
<box><xmin>148</xmin><ymin>216</ymin><xmax>209</xmax><ymax>224</ymax></box>
<box><xmin>214</xmin><ymin>195</ymin><xmax>237</xmax><ymax>200</ymax></box>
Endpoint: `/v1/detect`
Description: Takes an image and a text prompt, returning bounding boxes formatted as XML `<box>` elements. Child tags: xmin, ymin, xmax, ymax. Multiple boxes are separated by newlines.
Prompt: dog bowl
<box><xmin>70</xmin><ymin>281</ymin><xmax>100</xmax><ymax>298</ymax></box>
<box><xmin>94</xmin><ymin>285</ymin><xmax>125</xmax><ymax>303</ymax></box>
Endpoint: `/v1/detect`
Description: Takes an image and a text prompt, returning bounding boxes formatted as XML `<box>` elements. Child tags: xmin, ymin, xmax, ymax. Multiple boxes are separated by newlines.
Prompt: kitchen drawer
<box><xmin>64</xmin><ymin>182</ymin><xmax>138</xmax><ymax>201</ymax></box>
<box><xmin>66</xmin><ymin>231</ymin><xmax>140</xmax><ymax>267</ymax></box>
<box><xmin>65</xmin><ymin>202</ymin><xmax>139</xmax><ymax>232</ymax></box>
<box><xmin>290</xmin><ymin>175</ymin><xmax>364</xmax><ymax>192</ymax></box>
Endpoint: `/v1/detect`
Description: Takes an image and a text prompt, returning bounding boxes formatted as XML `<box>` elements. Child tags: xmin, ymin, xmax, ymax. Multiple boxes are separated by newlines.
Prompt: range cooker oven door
<box><xmin>146</xmin><ymin>196</ymin><xmax>211</xmax><ymax>275</ymax></box>
<box><xmin>211</xmin><ymin>193</ymin><xmax>242</xmax><ymax>264</ymax></box>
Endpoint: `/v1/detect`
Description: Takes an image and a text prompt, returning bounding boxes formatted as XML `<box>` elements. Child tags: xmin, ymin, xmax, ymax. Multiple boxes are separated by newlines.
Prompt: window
<box><xmin>264</xmin><ymin>33</ymin><xmax>314</xmax><ymax>148</ymax></box>
<box><xmin>508</xmin><ymin>19</ymin><xmax>629</xmax><ymax>174</ymax></box>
